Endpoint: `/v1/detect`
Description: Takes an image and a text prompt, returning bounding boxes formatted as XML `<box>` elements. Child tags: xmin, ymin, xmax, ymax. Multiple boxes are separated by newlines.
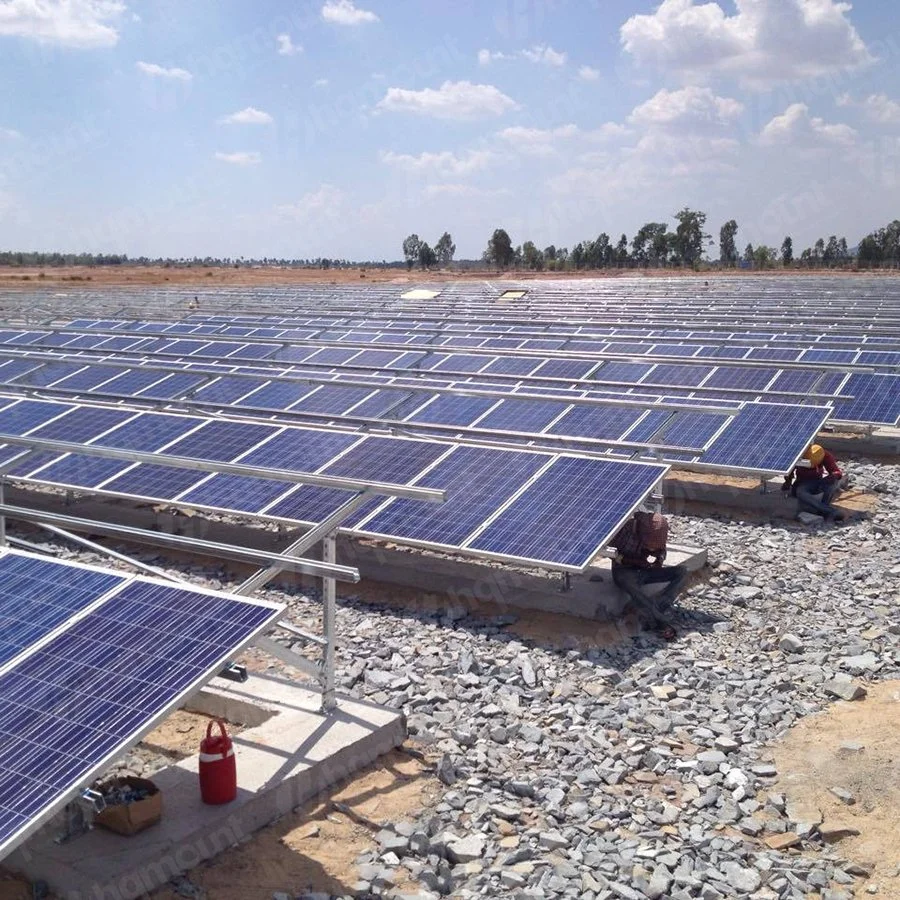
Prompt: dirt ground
<box><xmin>141</xmin><ymin>709</ymin><xmax>244</xmax><ymax>759</ymax></box>
<box><xmin>1</xmin><ymin>265</ymin><xmax>897</xmax><ymax>289</ymax></box>
<box><xmin>149</xmin><ymin>748</ymin><xmax>438</xmax><ymax>900</ymax></box>
<box><xmin>772</xmin><ymin>679</ymin><xmax>900</xmax><ymax>897</ymax></box>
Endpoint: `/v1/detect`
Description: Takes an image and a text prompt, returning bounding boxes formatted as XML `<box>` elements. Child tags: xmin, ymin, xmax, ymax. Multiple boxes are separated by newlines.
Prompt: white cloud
<box><xmin>381</xmin><ymin>149</ymin><xmax>494</xmax><ymax>177</ymax></box>
<box><xmin>620</xmin><ymin>0</ymin><xmax>873</xmax><ymax>88</ymax></box>
<box><xmin>628</xmin><ymin>86</ymin><xmax>743</xmax><ymax>131</ymax></box>
<box><xmin>423</xmin><ymin>184</ymin><xmax>511</xmax><ymax>199</ymax></box>
<box><xmin>578</xmin><ymin>65</ymin><xmax>600</xmax><ymax>81</ymax></box>
<box><xmin>277</xmin><ymin>184</ymin><xmax>346</xmax><ymax>220</ymax></box>
<box><xmin>0</xmin><ymin>0</ymin><xmax>124</xmax><ymax>47</ymax></box>
<box><xmin>136</xmin><ymin>61</ymin><xmax>192</xmax><ymax>81</ymax></box>
<box><xmin>276</xmin><ymin>33</ymin><xmax>302</xmax><ymax>55</ymax></box>
<box><xmin>478</xmin><ymin>46</ymin><xmax>568</xmax><ymax>67</ymax></box>
<box><xmin>218</xmin><ymin>107</ymin><xmax>273</xmax><ymax>125</ymax></box>
<box><xmin>838</xmin><ymin>92</ymin><xmax>900</xmax><ymax>125</ymax></box>
<box><xmin>0</xmin><ymin>127</ymin><xmax>22</xmax><ymax>140</ymax></box>
<box><xmin>497</xmin><ymin>124</ymin><xmax>581</xmax><ymax>156</ymax></box>
<box><xmin>376</xmin><ymin>81</ymin><xmax>518</xmax><ymax>120</ymax></box>
<box><xmin>520</xmin><ymin>44</ymin><xmax>567</xmax><ymax>67</ymax></box>
<box><xmin>314</xmin><ymin>78</ymin><xmax>329</xmax><ymax>87</ymax></box>
<box><xmin>214</xmin><ymin>151</ymin><xmax>262</xmax><ymax>165</ymax></box>
<box><xmin>321</xmin><ymin>0</ymin><xmax>378</xmax><ymax>25</ymax></box>
<box><xmin>759</xmin><ymin>103</ymin><xmax>857</xmax><ymax>147</ymax></box>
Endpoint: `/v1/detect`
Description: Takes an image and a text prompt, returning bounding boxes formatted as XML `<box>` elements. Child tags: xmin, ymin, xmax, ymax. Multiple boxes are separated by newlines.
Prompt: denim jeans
<box><xmin>796</xmin><ymin>477</ymin><xmax>840</xmax><ymax>516</ymax></box>
<box><xmin>611</xmin><ymin>563</ymin><xmax>689</xmax><ymax>627</ymax></box>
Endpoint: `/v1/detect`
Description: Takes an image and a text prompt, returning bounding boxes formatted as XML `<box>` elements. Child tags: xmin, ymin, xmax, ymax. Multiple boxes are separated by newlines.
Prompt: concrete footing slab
<box><xmin>6</xmin><ymin>675</ymin><xmax>405</xmax><ymax>900</ymax></box>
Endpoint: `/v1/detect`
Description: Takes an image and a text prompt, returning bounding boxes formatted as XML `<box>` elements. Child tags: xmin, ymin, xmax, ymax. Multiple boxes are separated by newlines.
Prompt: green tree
<box><xmin>615</xmin><ymin>233</ymin><xmax>629</xmax><ymax>266</ymax></box>
<box><xmin>402</xmin><ymin>234</ymin><xmax>422</xmax><ymax>271</ymax></box>
<box><xmin>418</xmin><ymin>242</ymin><xmax>436</xmax><ymax>269</ymax></box>
<box><xmin>824</xmin><ymin>235</ymin><xmax>840</xmax><ymax>266</ymax></box>
<box><xmin>743</xmin><ymin>243</ymin><xmax>755</xmax><ymax>264</ymax></box>
<box><xmin>522</xmin><ymin>241</ymin><xmax>544</xmax><ymax>271</ymax></box>
<box><xmin>434</xmin><ymin>232</ymin><xmax>456</xmax><ymax>267</ymax></box>
<box><xmin>719</xmin><ymin>219</ymin><xmax>739</xmax><ymax>266</ymax></box>
<box><xmin>813</xmin><ymin>238</ymin><xmax>825</xmax><ymax>265</ymax></box>
<box><xmin>571</xmin><ymin>242</ymin><xmax>585</xmax><ymax>269</ymax></box>
<box><xmin>485</xmin><ymin>228</ymin><xmax>514</xmax><ymax>269</ymax></box>
<box><xmin>781</xmin><ymin>236</ymin><xmax>793</xmax><ymax>266</ymax></box>
<box><xmin>632</xmin><ymin>223</ymin><xmax>670</xmax><ymax>267</ymax></box>
<box><xmin>754</xmin><ymin>245</ymin><xmax>776</xmax><ymax>268</ymax></box>
<box><xmin>672</xmin><ymin>208</ymin><xmax>709</xmax><ymax>266</ymax></box>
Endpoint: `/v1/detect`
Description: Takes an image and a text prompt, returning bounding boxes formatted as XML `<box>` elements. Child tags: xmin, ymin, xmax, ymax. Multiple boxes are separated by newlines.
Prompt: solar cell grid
<box><xmin>236</xmin><ymin>380</ymin><xmax>314</xmax><ymax>410</ymax></box>
<box><xmin>290</xmin><ymin>385</ymin><xmax>377</xmax><ymax>415</ymax></box>
<box><xmin>474</xmin><ymin>398</ymin><xmax>569</xmax><ymax>433</ymax></box>
<box><xmin>359</xmin><ymin>446</ymin><xmax>548</xmax><ymax>546</ymax></box>
<box><xmin>643</xmin><ymin>364</ymin><xmax>713</xmax><ymax>387</ymax></box>
<box><xmin>481</xmin><ymin>357</ymin><xmax>541</xmax><ymax>376</ymax></box>
<box><xmin>467</xmin><ymin>457</ymin><xmax>664</xmax><ymax>570</ymax></box>
<box><xmin>10</xmin><ymin>363</ymin><xmax>84</xmax><ymax>388</ymax></box>
<box><xmin>407</xmin><ymin>394</ymin><xmax>499</xmax><ymax>427</ymax></box>
<box><xmin>548</xmin><ymin>405</ymin><xmax>644</xmax><ymax>441</ymax></box>
<box><xmin>702</xmin><ymin>367</ymin><xmax>777</xmax><ymax>391</ymax></box>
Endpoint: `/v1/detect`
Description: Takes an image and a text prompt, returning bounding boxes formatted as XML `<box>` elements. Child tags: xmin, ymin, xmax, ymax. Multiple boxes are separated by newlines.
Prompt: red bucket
<box><xmin>198</xmin><ymin>720</ymin><xmax>237</xmax><ymax>805</ymax></box>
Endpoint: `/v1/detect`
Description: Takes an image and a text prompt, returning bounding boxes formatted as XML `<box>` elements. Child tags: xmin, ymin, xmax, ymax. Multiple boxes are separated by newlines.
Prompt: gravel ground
<box><xmin>18</xmin><ymin>458</ymin><xmax>899</xmax><ymax>900</ymax></box>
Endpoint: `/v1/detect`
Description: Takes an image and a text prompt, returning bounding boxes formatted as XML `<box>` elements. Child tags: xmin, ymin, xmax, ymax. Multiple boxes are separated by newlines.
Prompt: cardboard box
<box><xmin>94</xmin><ymin>776</ymin><xmax>162</xmax><ymax>836</ymax></box>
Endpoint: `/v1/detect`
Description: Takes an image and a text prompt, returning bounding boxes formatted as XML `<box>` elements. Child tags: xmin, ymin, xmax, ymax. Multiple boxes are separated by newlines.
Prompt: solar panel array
<box><xmin>0</xmin><ymin>549</ymin><xmax>283</xmax><ymax>859</ymax></box>
<box><xmin>0</xmin><ymin>331</ymin><xmax>831</xmax><ymax>473</ymax></box>
<box><xmin>0</xmin><ymin>395</ymin><xmax>668</xmax><ymax>572</ymax></box>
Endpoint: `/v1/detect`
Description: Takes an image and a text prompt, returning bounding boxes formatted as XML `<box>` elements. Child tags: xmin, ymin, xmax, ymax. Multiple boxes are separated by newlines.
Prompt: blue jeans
<box><xmin>612</xmin><ymin>563</ymin><xmax>689</xmax><ymax>627</ymax></box>
<box><xmin>796</xmin><ymin>477</ymin><xmax>840</xmax><ymax>516</ymax></box>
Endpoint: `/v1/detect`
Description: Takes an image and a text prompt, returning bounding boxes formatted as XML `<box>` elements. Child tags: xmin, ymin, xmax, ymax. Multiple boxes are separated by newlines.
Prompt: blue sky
<box><xmin>1</xmin><ymin>0</ymin><xmax>898</xmax><ymax>259</ymax></box>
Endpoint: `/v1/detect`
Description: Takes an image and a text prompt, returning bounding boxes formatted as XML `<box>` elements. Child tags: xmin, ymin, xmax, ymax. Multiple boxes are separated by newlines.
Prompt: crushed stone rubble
<box><xmin>24</xmin><ymin>459</ymin><xmax>900</xmax><ymax>899</ymax></box>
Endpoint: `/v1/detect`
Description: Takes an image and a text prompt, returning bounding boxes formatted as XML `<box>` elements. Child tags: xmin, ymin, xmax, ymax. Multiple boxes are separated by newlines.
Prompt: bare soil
<box><xmin>1</xmin><ymin>265</ymin><xmax>898</xmax><ymax>289</ymax></box>
<box><xmin>140</xmin><ymin>709</ymin><xmax>244</xmax><ymax>760</ymax></box>
<box><xmin>772</xmin><ymin>679</ymin><xmax>900</xmax><ymax>897</ymax></box>
<box><xmin>149</xmin><ymin>748</ymin><xmax>438</xmax><ymax>900</ymax></box>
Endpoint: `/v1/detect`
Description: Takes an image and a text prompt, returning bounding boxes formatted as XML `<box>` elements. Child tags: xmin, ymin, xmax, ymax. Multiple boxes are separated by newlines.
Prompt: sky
<box><xmin>1</xmin><ymin>0</ymin><xmax>899</xmax><ymax>260</ymax></box>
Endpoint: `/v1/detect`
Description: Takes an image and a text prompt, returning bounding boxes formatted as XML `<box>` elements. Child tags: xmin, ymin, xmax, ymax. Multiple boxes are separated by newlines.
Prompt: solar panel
<box><xmin>192</xmin><ymin>376</ymin><xmax>259</xmax><ymax>405</ymax></box>
<box><xmin>481</xmin><ymin>357</ymin><xmax>541</xmax><ymax>376</ymax></box>
<box><xmin>432</xmin><ymin>354</ymin><xmax>491</xmax><ymax>374</ymax></box>
<box><xmin>0</xmin><ymin>400</ymin><xmax>73</xmax><ymax>436</ymax></box>
<box><xmin>474</xmin><ymin>399</ymin><xmax>569</xmax><ymax>433</ymax></box>
<box><xmin>346</xmin><ymin>389</ymin><xmax>414</xmax><ymax>418</ymax></box>
<box><xmin>26</xmin><ymin>407</ymin><xmax>133</xmax><ymax>444</ymax></box>
<box><xmin>97</xmin><ymin>370</ymin><xmax>168</xmax><ymax>395</ymax></box>
<box><xmin>593</xmin><ymin>362</ymin><xmax>654</xmax><ymax>383</ymax></box>
<box><xmin>800</xmin><ymin>349</ymin><xmax>859</xmax><ymax>364</ymax></box>
<box><xmin>467</xmin><ymin>457</ymin><xmax>665</xmax><ymax>570</ymax></box>
<box><xmin>135</xmin><ymin>372</ymin><xmax>208</xmax><ymax>400</ymax></box>
<box><xmin>702</xmin><ymin>403</ymin><xmax>831</xmax><ymax>472</ymax></box>
<box><xmin>9</xmin><ymin>363</ymin><xmax>84</xmax><ymax>388</ymax></box>
<box><xmin>531</xmin><ymin>359</ymin><xmax>596</xmax><ymax>380</ymax></box>
<box><xmin>236</xmin><ymin>380</ymin><xmax>313</xmax><ymax>410</ymax></box>
<box><xmin>623</xmin><ymin>409</ymin><xmax>674</xmax><ymax>443</ymax></box>
<box><xmin>0</xmin><ymin>551</ymin><xmax>283</xmax><ymax>859</ymax></box>
<box><xmin>290</xmin><ymin>385</ymin><xmax>376</xmax><ymax>415</ymax></box>
<box><xmin>406</xmin><ymin>395</ymin><xmax>499</xmax><ymax>427</ymax></box>
<box><xmin>659</xmin><ymin>411</ymin><xmax>727</xmax><ymax>450</ymax></box>
<box><xmin>768</xmin><ymin>370</ymin><xmax>821</xmax><ymax>393</ymax></box>
<box><xmin>0</xmin><ymin>554</ymin><xmax>125</xmax><ymax>666</ymax></box>
<box><xmin>225</xmin><ymin>343</ymin><xmax>279</xmax><ymax>361</ymax></box>
<box><xmin>548</xmin><ymin>405</ymin><xmax>644</xmax><ymax>441</ymax></box>
<box><xmin>52</xmin><ymin>366</ymin><xmax>128</xmax><ymax>392</ymax></box>
<box><xmin>832</xmin><ymin>374</ymin><xmax>900</xmax><ymax>425</ymax></box>
<box><xmin>358</xmin><ymin>446</ymin><xmax>548</xmax><ymax>545</ymax></box>
<box><xmin>266</xmin><ymin>436</ymin><xmax>448</xmax><ymax>523</ymax></box>
<box><xmin>702</xmin><ymin>367</ymin><xmax>777</xmax><ymax>391</ymax></box>
<box><xmin>643</xmin><ymin>364</ymin><xmax>713</xmax><ymax>387</ymax></box>
<box><xmin>746</xmin><ymin>347</ymin><xmax>802</xmax><ymax>362</ymax></box>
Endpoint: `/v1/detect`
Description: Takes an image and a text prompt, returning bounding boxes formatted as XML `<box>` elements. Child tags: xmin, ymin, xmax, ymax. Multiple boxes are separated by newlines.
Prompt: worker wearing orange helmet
<box><xmin>782</xmin><ymin>444</ymin><xmax>844</xmax><ymax>522</ymax></box>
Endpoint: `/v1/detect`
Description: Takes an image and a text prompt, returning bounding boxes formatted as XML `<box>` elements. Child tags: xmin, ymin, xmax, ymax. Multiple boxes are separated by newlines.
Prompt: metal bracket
<box><xmin>54</xmin><ymin>789</ymin><xmax>105</xmax><ymax>844</ymax></box>
<box><xmin>218</xmin><ymin>663</ymin><xmax>248</xmax><ymax>683</ymax></box>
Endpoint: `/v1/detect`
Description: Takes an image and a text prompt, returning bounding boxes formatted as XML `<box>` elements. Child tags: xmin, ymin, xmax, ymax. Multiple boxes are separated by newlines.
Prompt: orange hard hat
<box><xmin>804</xmin><ymin>444</ymin><xmax>826</xmax><ymax>466</ymax></box>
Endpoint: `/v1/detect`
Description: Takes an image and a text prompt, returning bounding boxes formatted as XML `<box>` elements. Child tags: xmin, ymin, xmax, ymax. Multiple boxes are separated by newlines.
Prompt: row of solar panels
<box><xmin>182</xmin><ymin>310</ymin><xmax>900</xmax><ymax>354</ymax></box>
<box><xmin>0</xmin><ymin>549</ymin><xmax>283</xmax><ymax>859</ymax></box>
<box><xmin>66</xmin><ymin>316</ymin><xmax>900</xmax><ymax>358</ymax></box>
<box><xmin>4</xmin><ymin>317</ymin><xmax>891</xmax><ymax>427</ymax></box>
<box><xmin>0</xmin><ymin>396</ymin><xmax>667</xmax><ymax>571</ymax></box>
<box><xmin>0</xmin><ymin>349</ymin><xmax>834</xmax><ymax>473</ymax></box>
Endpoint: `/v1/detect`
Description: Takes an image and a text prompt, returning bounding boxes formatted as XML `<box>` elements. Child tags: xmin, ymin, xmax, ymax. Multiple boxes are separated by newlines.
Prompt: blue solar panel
<box><xmin>548</xmin><ymin>405</ymin><xmax>644</xmax><ymax>441</ymax></box>
<box><xmin>660</xmin><ymin>412</ymin><xmax>726</xmax><ymax>450</ymax></box>
<box><xmin>26</xmin><ymin>407</ymin><xmax>134</xmax><ymax>444</ymax></box>
<box><xmin>475</xmin><ymin>399</ymin><xmax>569</xmax><ymax>433</ymax></box>
<box><xmin>192</xmin><ymin>376</ymin><xmax>258</xmax><ymax>404</ymax></box>
<box><xmin>0</xmin><ymin>401</ymin><xmax>73</xmax><ymax>436</ymax></box>
<box><xmin>93</xmin><ymin>336</ymin><xmax>146</xmax><ymax>352</ymax></box>
<box><xmin>9</xmin><ymin>363</ymin><xmax>84</xmax><ymax>388</ymax></box>
<box><xmin>0</xmin><ymin>557</ymin><xmax>282</xmax><ymax>858</ymax></box>
<box><xmin>623</xmin><ymin>409</ymin><xmax>673</xmax><ymax>443</ymax></box>
<box><xmin>0</xmin><ymin>554</ymin><xmax>125</xmax><ymax>666</ymax></box>
<box><xmin>832</xmin><ymin>374</ymin><xmax>900</xmax><ymax>425</ymax></box>
<box><xmin>269</xmin><ymin>346</ymin><xmax>317</xmax><ymax>364</ymax></box>
<box><xmin>304</xmin><ymin>348</ymin><xmax>360</xmax><ymax>365</ymax></box>
<box><xmin>385</xmin><ymin>350</ymin><xmax>428</xmax><ymax>368</ymax></box>
<box><xmin>360</xmin><ymin>446</ymin><xmax>547</xmax><ymax>545</ymax></box>
<box><xmin>347</xmin><ymin>349</ymin><xmax>405</xmax><ymax>368</ymax></box>
<box><xmin>481</xmin><ymin>357</ymin><xmax>541</xmax><ymax>376</ymax></box>
<box><xmin>433</xmin><ymin>354</ymin><xmax>491</xmax><ymax>374</ymax></box>
<box><xmin>650</xmin><ymin>343</ymin><xmax>702</xmax><ymax>357</ymax></box>
<box><xmin>347</xmin><ymin>389</ymin><xmax>414</xmax><ymax>418</ymax></box>
<box><xmin>800</xmin><ymin>349</ymin><xmax>859</xmax><ymax>364</ymax></box>
<box><xmin>97</xmin><ymin>370</ymin><xmax>168</xmax><ymax>395</ymax></box>
<box><xmin>162</xmin><ymin>340</ymin><xmax>211</xmax><ymax>356</ymax></box>
<box><xmin>237</xmin><ymin>380</ymin><xmax>314</xmax><ymax>410</ymax></box>
<box><xmin>226</xmin><ymin>343</ymin><xmax>279</xmax><ymax>361</ymax></box>
<box><xmin>594</xmin><ymin>362</ymin><xmax>654</xmax><ymax>383</ymax></box>
<box><xmin>703</xmin><ymin>403</ymin><xmax>831</xmax><ymax>471</ymax></box>
<box><xmin>644</xmin><ymin>364</ymin><xmax>713</xmax><ymax>387</ymax></box>
<box><xmin>407</xmin><ymin>395</ymin><xmax>499</xmax><ymax>427</ymax></box>
<box><xmin>702</xmin><ymin>367</ymin><xmax>777</xmax><ymax>391</ymax></box>
<box><xmin>267</xmin><ymin>437</ymin><xmax>447</xmax><ymax>523</ymax></box>
<box><xmin>746</xmin><ymin>347</ymin><xmax>802</xmax><ymax>362</ymax></box>
<box><xmin>290</xmin><ymin>385</ymin><xmax>376</xmax><ymax>415</ymax></box>
<box><xmin>858</xmin><ymin>351</ymin><xmax>900</xmax><ymax>366</ymax></box>
<box><xmin>52</xmin><ymin>366</ymin><xmax>128</xmax><ymax>392</ymax></box>
<box><xmin>768</xmin><ymin>370</ymin><xmax>821</xmax><ymax>393</ymax></box>
<box><xmin>531</xmin><ymin>359</ymin><xmax>596</xmax><ymax>380</ymax></box>
<box><xmin>0</xmin><ymin>361</ymin><xmax>43</xmax><ymax>383</ymax></box>
<box><xmin>136</xmin><ymin>372</ymin><xmax>208</xmax><ymax>400</ymax></box>
<box><xmin>467</xmin><ymin>457</ymin><xmax>664</xmax><ymax>569</ymax></box>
